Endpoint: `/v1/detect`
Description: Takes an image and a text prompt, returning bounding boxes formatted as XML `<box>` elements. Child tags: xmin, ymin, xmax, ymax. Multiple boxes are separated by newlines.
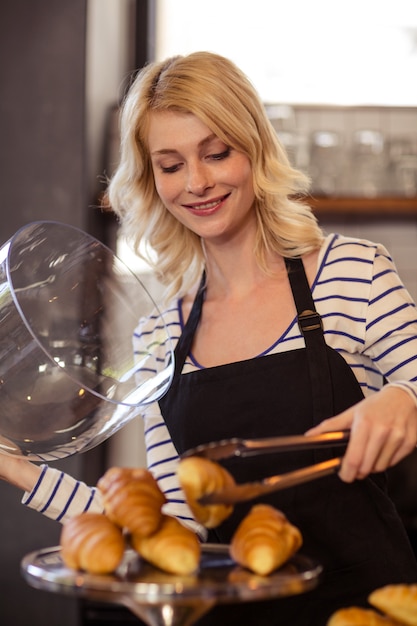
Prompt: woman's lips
<box><xmin>183</xmin><ymin>193</ymin><xmax>230</xmax><ymax>215</ymax></box>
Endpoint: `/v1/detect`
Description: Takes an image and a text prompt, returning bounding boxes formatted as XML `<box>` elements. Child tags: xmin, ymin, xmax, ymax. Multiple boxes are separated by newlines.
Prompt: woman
<box><xmin>1</xmin><ymin>52</ymin><xmax>417</xmax><ymax>624</ymax></box>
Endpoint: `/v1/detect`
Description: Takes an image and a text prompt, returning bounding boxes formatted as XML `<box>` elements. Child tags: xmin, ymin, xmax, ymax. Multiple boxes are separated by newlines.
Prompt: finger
<box><xmin>356</xmin><ymin>428</ymin><xmax>395</xmax><ymax>476</ymax></box>
<box><xmin>384</xmin><ymin>423</ymin><xmax>417</xmax><ymax>469</ymax></box>
<box><xmin>338</xmin><ymin>420</ymin><xmax>371</xmax><ymax>482</ymax></box>
<box><xmin>345</xmin><ymin>422</ymin><xmax>412</xmax><ymax>478</ymax></box>
<box><xmin>304</xmin><ymin>412</ymin><xmax>353</xmax><ymax>436</ymax></box>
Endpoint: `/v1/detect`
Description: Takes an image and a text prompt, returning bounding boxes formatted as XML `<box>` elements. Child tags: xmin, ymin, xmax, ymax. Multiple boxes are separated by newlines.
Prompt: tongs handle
<box><xmin>199</xmin><ymin>457</ymin><xmax>343</xmax><ymax>505</ymax></box>
<box><xmin>233</xmin><ymin>430</ymin><xmax>349</xmax><ymax>456</ymax></box>
<box><xmin>182</xmin><ymin>430</ymin><xmax>349</xmax><ymax>461</ymax></box>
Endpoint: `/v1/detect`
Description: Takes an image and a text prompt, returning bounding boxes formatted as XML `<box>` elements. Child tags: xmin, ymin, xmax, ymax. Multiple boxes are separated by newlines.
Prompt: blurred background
<box><xmin>0</xmin><ymin>1</ymin><xmax>416</xmax><ymax>624</ymax></box>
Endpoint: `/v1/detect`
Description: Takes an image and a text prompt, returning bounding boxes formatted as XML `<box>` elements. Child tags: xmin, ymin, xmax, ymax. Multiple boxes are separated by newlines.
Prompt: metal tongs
<box><xmin>181</xmin><ymin>430</ymin><xmax>349</xmax><ymax>505</ymax></box>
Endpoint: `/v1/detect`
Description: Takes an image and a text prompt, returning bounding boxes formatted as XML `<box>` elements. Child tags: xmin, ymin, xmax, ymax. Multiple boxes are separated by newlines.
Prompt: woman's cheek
<box><xmin>154</xmin><ymin>177</ymin><xmax>178</xmax><ymax>206</ymax></box>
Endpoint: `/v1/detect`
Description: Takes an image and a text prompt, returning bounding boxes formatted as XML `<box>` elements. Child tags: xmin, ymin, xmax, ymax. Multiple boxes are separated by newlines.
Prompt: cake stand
<box><xmin>21</xmin><ymin>544</ymin><xmax>322</xmax><ymax>626</ymax></box>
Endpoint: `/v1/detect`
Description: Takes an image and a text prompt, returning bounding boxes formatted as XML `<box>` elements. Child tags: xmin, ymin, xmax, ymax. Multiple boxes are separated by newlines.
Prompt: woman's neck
<box><xmin>203</xmin><ymin>241</ymin><xmax>286</xmax><ymax>302</ymax></box>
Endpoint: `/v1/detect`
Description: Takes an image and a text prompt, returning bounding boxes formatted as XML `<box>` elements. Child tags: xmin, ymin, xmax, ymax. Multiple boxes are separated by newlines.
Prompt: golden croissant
<box><xmin>97</xmin><ymin>466</ymin><xmax>166</xmax><ymax>537</ymax></box>
<box><xmin>369</xmin><ymin>584</ymin><xmax>417</xmax><ymax>626</ymax></box>
<box><xmin>230</xmin><ymin>504</ymin><xmax>302</xmax><ymax>576</ymax></box>
<box><xmin>327</xmin><ymin>606</ymin><xmax>402</xmax><ymax>626</ymax></box>
<box><xmin>177</xmin><ymin>456</ymin><xmax>235</xmax><ymax>528</ymax></box>
<box><xmin>131</xmin><ymin>514</ymin><xmax>201</xmax><ymax>575</ymax></box>
<box><xmin>60</xmin><ymin>512</ymin><xmax>125</xmax><ymax>574</ymax></box>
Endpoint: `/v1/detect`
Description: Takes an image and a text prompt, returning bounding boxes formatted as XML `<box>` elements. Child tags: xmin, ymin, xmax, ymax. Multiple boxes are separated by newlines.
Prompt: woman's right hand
<box><xmin>305</xmin><ymin>385</ymin><xmax>417</xmax><ymax>482</ymax></box>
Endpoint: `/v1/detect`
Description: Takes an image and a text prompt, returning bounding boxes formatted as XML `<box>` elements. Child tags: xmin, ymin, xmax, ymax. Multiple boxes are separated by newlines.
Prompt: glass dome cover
<box><xmin>0</xmin><ymin>220</ymin><xmax>174</xmax><ymax>461</ymax></box>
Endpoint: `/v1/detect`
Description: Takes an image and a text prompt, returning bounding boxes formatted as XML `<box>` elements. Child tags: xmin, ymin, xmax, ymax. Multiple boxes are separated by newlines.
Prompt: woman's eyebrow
<box><xmin>151</xmin><ymin>133</ymin><xmax>219</xmax><ymax>156</ymax></box>
<box><xmin>151</xmin><ymin>146</ymin><xmax>179</xmax><ymax>156</ymax></box>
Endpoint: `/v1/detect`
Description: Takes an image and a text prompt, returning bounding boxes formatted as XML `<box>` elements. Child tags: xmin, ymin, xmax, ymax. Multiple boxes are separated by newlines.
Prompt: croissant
<box><xmin>177</xmin><ymin>456</ymin><xmax>235</xmax><ymax>528</ymax></box>
<box><xmin>60</xmin><ymin>512</ymin><xmax>125</xmax><ymax>574</ymax></box>
<box><xmin>97</xmin><ymin>467</ymin><xmax>166</xmax><ymax>537</ymax></box>
<box><xmin>131</xmin><ymin>514</ymin><xmax>201</xmax><ymax>575</ymax></box>
<box><xmin>327</xmin><ymin>606</ymin><xmax>402</xmax><ymax>626</ymax></box>
<box><xmin>230</xmin><ymin>504</ymin><xmax>302</xmax><ymax>576</ymax></box>
<box><xmin>369</xmin><ymin>584</ymin><xmax>417</xmax><ymax>626</ymax></box>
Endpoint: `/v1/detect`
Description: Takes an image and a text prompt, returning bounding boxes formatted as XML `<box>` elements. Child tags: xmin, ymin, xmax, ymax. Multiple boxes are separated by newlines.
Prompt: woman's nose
<box><xmin>185</xmin><ymin>163</ymin><xmax>212</xmax><ymax>195</ymax></box>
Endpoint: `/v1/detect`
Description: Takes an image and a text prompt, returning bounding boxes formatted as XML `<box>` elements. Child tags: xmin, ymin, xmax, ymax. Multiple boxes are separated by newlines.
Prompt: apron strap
<box><xmin>172</xmin><ymin>272</ymin><xmax>206</xmax><ymax>378</ymax></box>
<box><xmin>285</xmin><ymin>257</ymin><xmax>334</xmax><ymax>421</ymax></box>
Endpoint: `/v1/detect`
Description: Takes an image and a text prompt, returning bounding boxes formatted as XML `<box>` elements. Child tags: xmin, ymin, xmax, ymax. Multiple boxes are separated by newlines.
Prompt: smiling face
<box><xmin>148</xmin><ymin>110</ymin><xmax>256</xmax><ymax>245</ymax></box>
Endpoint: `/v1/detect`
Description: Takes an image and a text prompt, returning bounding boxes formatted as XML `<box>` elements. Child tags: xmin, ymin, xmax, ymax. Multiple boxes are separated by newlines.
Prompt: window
<box><xmin>155</xmin><ymin>0</ymin><xmax>417</xmax><ymax>106</ymax></box>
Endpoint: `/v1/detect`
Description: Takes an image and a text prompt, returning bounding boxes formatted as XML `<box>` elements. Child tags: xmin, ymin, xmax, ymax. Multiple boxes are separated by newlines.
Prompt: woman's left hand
<box><xmin>305</xmin><ymin>386</ymin><xmax>417</xmax><ymax>483</ymax></box>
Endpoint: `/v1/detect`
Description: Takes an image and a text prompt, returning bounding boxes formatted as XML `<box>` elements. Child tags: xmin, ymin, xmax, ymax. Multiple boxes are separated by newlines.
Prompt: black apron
<box><xmin>159</xmin><ymin>258</ymin><xmax>417</xmax><ymax>625</ymax></box>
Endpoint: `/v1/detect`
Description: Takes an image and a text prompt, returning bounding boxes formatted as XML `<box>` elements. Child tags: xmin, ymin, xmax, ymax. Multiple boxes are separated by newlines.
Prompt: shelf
<box><xmin>308</xmin><ymin>195</ymin><xmax>417</xmax><ymax>218</ymax></box>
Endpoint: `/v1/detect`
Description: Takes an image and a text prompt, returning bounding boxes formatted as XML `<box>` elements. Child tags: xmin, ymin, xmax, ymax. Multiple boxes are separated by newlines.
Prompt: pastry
<box><xmin>131</xmin><ymin>514</ymin><xmax>201</xmax><ymax>575</ymax></box>
<box><xmin>60</xmin><ymin>512</ymin><xmax>125</xmax><ymax>574</ymax></box>
<box><xmin>327</xmin><ymin>606</ymin><xmax>402</xmax><ymax>625</ymax></box>
<box><xmin>177</xmin><ymin>456</ymin><xmax>235</xmax><ymax>528</ymax></box>
<box><xmin>97</xmin><ymin>466</ymin><xmax>166</xmax><ymax>537</ymax></box>
<box><xmin>369</xmin><ymin>584</ymin><xmax>417</xmax><ymax>626</ymax></box>
<box><xmin>230</xmin><ymin>503</ymin><xmax>302</xmax><ymax>576</ymax></box>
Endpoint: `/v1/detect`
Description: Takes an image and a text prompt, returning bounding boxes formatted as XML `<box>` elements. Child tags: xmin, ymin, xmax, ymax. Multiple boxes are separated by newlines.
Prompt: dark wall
<box><xmin>0</xmin><ymin>2</ymin><xmax>104</xmax><ymax>625</ymax></box>
<box><xmin>0</xmin><ymin>0</ymin><xmax>92</xmax><ymax>245</ymax></box>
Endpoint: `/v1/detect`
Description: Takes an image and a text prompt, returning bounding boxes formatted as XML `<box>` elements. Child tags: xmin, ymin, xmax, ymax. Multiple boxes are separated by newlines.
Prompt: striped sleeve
<box><xmin>362</xmin><ymin>241</ymin><xmax>417</xmax><ymax>403</ymax></box>
<box><xmin>132</xmin><ymin>302</ymin><xmax>207</xmax><ymax>538</ymax></box>
<box><xmin>22</xmin><ymin>465</ymin><xmax>104</xmax><ymax>523</ymax></box>
<box><xmin>142</xmin><ymin>404</ymin><xmax>207</xmax><ymax>540</ymax></box>
<box><xmin>315</xmin><ymin>234</ymin><xmax>417</xmax><ymax>403</ymax></box>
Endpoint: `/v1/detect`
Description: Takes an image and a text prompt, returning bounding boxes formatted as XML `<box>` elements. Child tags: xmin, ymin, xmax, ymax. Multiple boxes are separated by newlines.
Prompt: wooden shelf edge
<box><xmin>308</xmin><ymin>195</ymin><xmax>417</xmax><ymax>217</ymax></box>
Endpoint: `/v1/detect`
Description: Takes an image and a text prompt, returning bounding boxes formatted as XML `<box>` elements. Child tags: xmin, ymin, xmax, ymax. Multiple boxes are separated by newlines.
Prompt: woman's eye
<box><xmin>158</xmin><ymin>147</ymin><xmax>230</xmax><ymax>173</ymax></box>
<box><xmin>160</xmin><ymin>163</ymin><xmax>180</xmax><ymax>174</ymax></box>
<box><xmin>210</xmin><ymin>148</ymin><xmax>231</xmax><ymax>161</ymax></box>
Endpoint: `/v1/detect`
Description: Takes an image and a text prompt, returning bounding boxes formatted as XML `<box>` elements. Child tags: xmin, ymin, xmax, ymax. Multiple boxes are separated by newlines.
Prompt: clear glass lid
<box><xmin>0</xmin><ymin>220</ymin><xmax>174</xmax><ymax>461</ymax></box>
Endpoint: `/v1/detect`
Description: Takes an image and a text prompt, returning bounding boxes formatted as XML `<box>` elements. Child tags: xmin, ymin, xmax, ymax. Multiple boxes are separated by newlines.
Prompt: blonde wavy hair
<box><xmin>108</xmin><ymin>51</ymin><xmax>324</xmax><ymax>300</ymax></box>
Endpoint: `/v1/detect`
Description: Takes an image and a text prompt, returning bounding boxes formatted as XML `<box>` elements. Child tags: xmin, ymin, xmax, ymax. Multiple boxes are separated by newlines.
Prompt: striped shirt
<box><xmin>23</xmin><ymin>233</ymin><xmax>417</xmax><ymax>537</ymax></box>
